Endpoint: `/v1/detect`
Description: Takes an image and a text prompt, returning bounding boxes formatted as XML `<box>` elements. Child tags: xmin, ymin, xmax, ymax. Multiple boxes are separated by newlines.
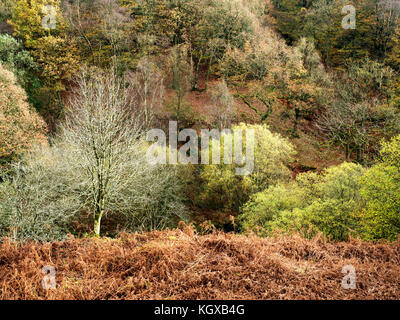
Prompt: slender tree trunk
<box><xmin>345</xmin><ymin>143</ymin><xmax>350</xmax><ymax>160</ymax></box>
<box><xmin>356</xmin><ymin>145</ymin><xmax>363</xmax><ymax>164</ymax></box>
<box><xmin>205</xmin><ymin>54</ymin><xmax>214</xmax><ymax>91</ymax></box>
<box><xmin>292</xmin><ymin>106</ymin><xmax>300</xmax><ymax>137</ymax></box>
<box><xmin>94</xmin><ymin>210</ymin><xmax>103</xmax><ymax>237</ymax></box>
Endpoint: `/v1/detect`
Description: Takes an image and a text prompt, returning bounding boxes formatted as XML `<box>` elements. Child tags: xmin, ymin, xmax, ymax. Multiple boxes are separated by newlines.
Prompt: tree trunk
<box><xmin>94</xmin><ymin>210</ymin><xmax>103</xmax><ymax>237</ymax></box>
<box><xmin>345</xmin><ymin>143</ymin><xmax>350</xmax><ymax>160</ymax></box>
<box><xmin>292</xmin><ymin>106</ymin><xmax>300</xmax><ymax>137</ymax></box>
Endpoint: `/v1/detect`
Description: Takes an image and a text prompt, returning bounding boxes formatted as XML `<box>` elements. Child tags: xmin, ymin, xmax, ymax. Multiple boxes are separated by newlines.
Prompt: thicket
<box><xmin>0</xmin><ymin>63</ymin><xmax>46</xmax><ymax>166</ymax></box>
<box><xmin>0</xmin><ymin>0</ymin><xmax>399</xmax><ymax>242</ymax></box>
<box><xmin>0</xmin><ymin>70</ymin><xmax>187</xmax><ymax>241</ymax></box>
<box><xmin>241</xmin><ymin>136</ymin><xmax>400</xmax><ymax>241</ymax></box>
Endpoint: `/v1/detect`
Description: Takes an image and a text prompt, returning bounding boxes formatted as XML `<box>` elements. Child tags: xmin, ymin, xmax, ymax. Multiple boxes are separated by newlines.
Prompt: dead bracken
<box><xmin>0</xmin><ymin>229</ymin><xmax>398</xmax><ymax>300</ymax></box>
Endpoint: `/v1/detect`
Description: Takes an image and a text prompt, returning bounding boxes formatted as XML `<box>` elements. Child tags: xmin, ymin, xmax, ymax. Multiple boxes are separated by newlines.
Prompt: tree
<box><xmin>360</xmin><ymin>135</ymin><xmax>400</xmax><ymax>240</ymax></box>
<box><xmin>62</xmin><ymin>0</ymin><xmax>133</xmax><ymax>68</ymax></box>
<box><xmin>0</xmin><ymin>34</ymin><xmax>40</xmax><ymax>105</ymax></box>
<box><xmin>10</xmin><ymin>0</ymin><xmax>65</xmax><ymax>47</ymax></box>
<box><xmin>225</xmin><ymin>36</ymin><xmax>326</xmax><ymax>133</ymax></box>
<box><xmin>205</xmin><ymin>80</ymin><xmax>235</xmax><ymax>129</ymax></box>
<box><xmin>373</xmin><ymin>0</ymin><xmax>400</xmax><ymax>63</ymax></box>
<box><xmin>60</xmin><ymin>70</ymin><xmax>186</xmax><ymax>236</ymax></box>
<box><xmin>0</xmin><ymin>63</ymin><xmax>47</xmax><ymax>165</ymax></box>
<box><xmin>166</xmin><ymin>44</ymin><xmax>193</xmax><ymax>129</ymax></box>
<box><xmin>241</xmin><ymin>162</ymin><xmax>366</xmax><ymax>241</ymax></box>
<box><xmin>0</xmin><ymin>69</ymin><xmax>187</xmax><ymax>239</ymax></box>
<box><xmin>125</xmin><ymin>57</ymin><xmax>164</xmax><ymax>130</ymax></box>
<box><xmin>274</xmin><ymin>0</ymin><xmax>400</xmax><ymax>70</ymax></box>
<box><xmin>11</xmin><ymin>0</ymin><xmax>81</xmax><ymax>125</ymax></box>
<box><xmin>319</xmin><ymin>58</ymin><xmax>398</xmax><ymax>163</ymax></box>
<box><xmin>198</xmin><ymin>123</ymin><xmax>295</xmax><ymax>212</ymax></box>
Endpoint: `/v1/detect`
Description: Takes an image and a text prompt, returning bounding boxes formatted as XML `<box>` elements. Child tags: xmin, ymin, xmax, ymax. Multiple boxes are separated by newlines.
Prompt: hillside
<box><xmin>1</xmin><ymin>229</ymin><xmax>399</xmax><ymax>300</ymax></box>
<box><xmin>0</xmin><ymin>0</ymin><xmax>400</xmax><ymax>303</ymax></box>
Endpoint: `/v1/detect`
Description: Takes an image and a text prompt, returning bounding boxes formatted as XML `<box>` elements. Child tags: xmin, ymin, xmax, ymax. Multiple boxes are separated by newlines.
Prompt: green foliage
<box><xmin>0</xmin><ymin>34</ymin><xmax>40</xmax><ymax>105</ymax></box>
<box><xmin>272</xmin><ymin>0</ymin><xmax>400</xmax><ymax>70</ymax></box>
<box><xmin>241</xmin><ymin>162</ymin><xmax>366</xmax><ymax>241</ymax></box>
<box><xmin>379</xmin><ymin>135</ymin><xmax>400</xmax><ymax>168</ymax></box>
<box><xmin>359</xmin><ymin>164</ymin><xmax>400</xmax><ymax>241</ymax></box>
<box><xmin>240</xmin><ymin>183</ymin><xmax>306</xmax><ymax>236</ymax></box>
<box><xmin>198</xmin><ymin>123</ymin><xmax>295</xmax><ymax>212</ymax></box>
<box><xmin>359</xmin><ymin>135</ymin><xmax>400</xmax><ymax>240</ymax></box>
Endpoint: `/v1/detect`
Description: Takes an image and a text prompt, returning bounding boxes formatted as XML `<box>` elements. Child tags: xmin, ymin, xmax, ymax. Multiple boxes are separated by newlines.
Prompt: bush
<box><xmin>0</xmin><ymin>34</ymin><xmax>39</xmax><ymax>87</ymax></box>
<box><xmin>241</xmin><ymin>162</ymin><xmax>366</xmax><ymax>241</ymax></box>
<box><xmin>359</xmin><ymin>135</ymin><xmax>400</xmax><ymax>241</ymax></box>
<box><xmin>198</xmin><ymin>123</ymin><xmax>295</xmax><ymax>212</ymax></box>
<box><xmin>240</xmin><ymin>183</ymin><xmax>306</xmax><ymax>236</ymax></box>
<box><xmin>0</xmin><ymin>148</ymin><xmax>80</xmax><ymax>242</ymax></box>
<box><xmin>0</xmin><ymin>63</ymin><xmax>46</xmax><ymax>165</ymax></box>
<box><xmin>0</xmin><ymin>71</ymin><xmax>187</xmax><ymax>241</ymax></box>
<box><xmin>0</xmin><ymin>34</ymin><xmax>41</xmax><ymax>107</ymax></box>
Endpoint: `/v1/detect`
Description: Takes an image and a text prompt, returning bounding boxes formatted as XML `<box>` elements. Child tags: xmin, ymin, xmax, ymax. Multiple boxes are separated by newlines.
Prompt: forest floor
<box><xmin>1</xmin><ymin>228</ymin><xmax>399</xmax><ymax>299</ymax></box>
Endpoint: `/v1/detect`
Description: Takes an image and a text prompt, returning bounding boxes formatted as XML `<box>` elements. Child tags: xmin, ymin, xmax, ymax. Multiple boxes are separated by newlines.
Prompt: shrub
<box><xmin>379</xmin><ymin>135</ymin><xmax>400</xmax><ymax>168</ymax></box>
<box><xmin>0</xmin><ymin>148</ymin><xmax>81</xmax><ymax>242</ymax></box>
<box><xmin>0</xmin><ymin>34</ymin><xmax>39</xmax><ymax>89</ymax></box>
<box><xmin>240</xmin><ymin>183</ymin><xmax>306</xmax><ymax>236</ymax></box>
<box><xmin>359</xmin><ymin>135</ymin><xmax>400</xmax><ymax>241</ymax></box>
<box><xmin>198</xmin><ymin>123</ymin><xmax>295</xmax><ymax>212</ymax></box>
<box><xmin>0</xmin><ymin>63</ymin><xmax>46</xmax><ymax>165</ymax></box>
<box><xmin>0</xmin><ymin>70</ymin><xmax>187</xmax><ymax>240</ymax></box>
<box><xmin>241</xmin><ymin>162</ymin><xmax>366</xmax><ymax>241</ymax></box>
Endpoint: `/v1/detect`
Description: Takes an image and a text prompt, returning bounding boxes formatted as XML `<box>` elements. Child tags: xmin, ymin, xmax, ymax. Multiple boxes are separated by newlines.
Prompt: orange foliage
<box><xmin>0</xmin><ymin>64</ymin><xmax>47</xmax><ymax>160</ymax></box>
<box><xmin>0</xmin><ymin>229</ymin><xmax>398</xmax><ymax>299</ymax></box>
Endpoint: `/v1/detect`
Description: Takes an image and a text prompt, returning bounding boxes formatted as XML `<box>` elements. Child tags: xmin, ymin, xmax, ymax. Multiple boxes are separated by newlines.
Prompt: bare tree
<box><xmin>62</xmin><ymin>70</ymin><xmax>143</xmax><ymax>236</ymax></box>
<box><xmin>62</xmin><ymin>0</ymin><xmax>132</xmax><ymax>64</ymax></box>
<box><xmin>166</xmin><ymin>44</ymin><xmax>192</xmax><ymax>128</ymax></box>
<box><xmin>57</xmin><ymin>69</ymin><xmax>185</xmax><ymax>236</ymax></box>
<box><xmin>125</xmin><ymin>57</ymin><xmax>164</xmax><ymax>130</ymax></box>
<box><xmin>318</xmin><ymin>59</ymin><xmax>396</xmax><ymax>163</ymax></box>
<box><xmin>205</xmin><ymin>80</ymin><xmax>235</xmax><ymax>129</ymax></box>
<box><xmin>319</xmin><ymin>100</ymin><xmax>375</xmax><ymax>161</ymax></box>
<box><xmin>374</xmin><ymin>0</ymin><xmax>400</xmax><ymax>61</ymax></box>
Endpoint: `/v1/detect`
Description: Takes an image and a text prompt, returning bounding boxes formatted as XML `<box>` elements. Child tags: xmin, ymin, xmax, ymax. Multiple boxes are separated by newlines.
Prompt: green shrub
<box><xmin>359</xmin><ymin>135</ymin><xmax>400</xmax><ymax>241</ymax></box>
<box><xmin>379</xmin><ymin>135</ymin><xmax>400</xmax><ymax>168</ymax></box>
<box><xmin>240</xmin><ymin>183</ymin><xmax>306</xmax><ymax>236</ymax></box>
<box><xmin>198</xmin><ymin>123</ymin><xmax>295</xmax><ymax>212</ymax></box>
<box><xmin>241</xmin><ymin>162</ymin><xmax>365</xmax><ymax>241</ymax></box>
<box><xmin>0</xmin><ymin>34</ymin><xmax>40</xmax><ymax>104</ymax></box>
